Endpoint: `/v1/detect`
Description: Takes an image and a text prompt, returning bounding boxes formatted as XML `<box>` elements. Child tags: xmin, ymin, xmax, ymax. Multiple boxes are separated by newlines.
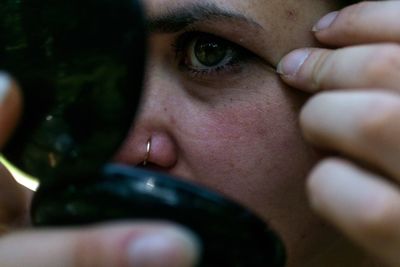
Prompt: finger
<box><xmin>300</xmin><ymin>90</ymin><xmax>400</xmax><ymax>181</ymax></box>
<box><xmin>0</xmin><ymin>73</ymin><xmax>28</xmax><ymax>228</ymax></box>
<box><xmin>0</xmin><ymin>163</ymin><xmax>31</xmax><ymax>229</ymax></box>
<box><xmin>307</xmin><ymin>158</ymin><xmax>400</xmax><ymax>267</ymax></box>
<box><xmin>0</xmin><ymin>222</ymin><xmax>200</xmax><ymax>267</ymax></box>
<box><xmin>0</xmin><ymin>72</ymin><xmax>22</xmax><ymax>147</ymax></box>
<box><xmin>313</xmin><ymin>1</ymin><xmax>400</xmax><ymax>46</ymax></box>
<box><xmin>277</xmin><ymin>44</ymin><xmax>400</xmax><ymax>92</ymax></box>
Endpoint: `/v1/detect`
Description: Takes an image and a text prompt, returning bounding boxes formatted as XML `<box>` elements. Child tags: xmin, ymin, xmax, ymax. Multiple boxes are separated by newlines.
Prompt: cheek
<box><xmin>174</xmin><ymin>77</ymin><xmax>314</xmax><ymax>208</ymax></box>
<box><xmin>174</xmin><ymin>81</ymin><xmax>325</xmax><ymax>261</ymax></box>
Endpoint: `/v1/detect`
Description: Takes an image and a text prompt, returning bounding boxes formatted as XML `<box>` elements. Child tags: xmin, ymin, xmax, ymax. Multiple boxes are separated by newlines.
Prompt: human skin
<box><xmin>278</xmin><ymin>1</ymin><xmax>400</xmax><ymax>266</ymax></box>
<box><xmin>2</xmin><ymin>0</ymin><xmax>400</xmax><ymax>267</ymax></box>
<box><xmin>114</xmin><ymin>0</ymin><xmax>360</xmax><ymax>266</ymax></box>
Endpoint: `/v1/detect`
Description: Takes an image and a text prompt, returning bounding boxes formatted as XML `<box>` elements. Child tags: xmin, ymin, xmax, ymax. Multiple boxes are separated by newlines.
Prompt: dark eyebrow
<box><xmin>147</xmin><ymin>3</ymin><xmax>263</xmax><ymax>33</ymax></box>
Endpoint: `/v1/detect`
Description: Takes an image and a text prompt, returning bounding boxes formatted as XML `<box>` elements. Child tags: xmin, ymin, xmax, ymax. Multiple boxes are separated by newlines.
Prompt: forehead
<box><xmin>144</xmin><ymin>0</ymin><xmax>337</xmax><ymax>24</ymax></box>
<box><xmin>145</xmin><ymin>0</ymin><xmax>296</xmax><ymax>24</ymax></box>
<box><xmin>145</xmin><ymin>0</ymin><xmax>268</xmax><ymax>14</ymax></box>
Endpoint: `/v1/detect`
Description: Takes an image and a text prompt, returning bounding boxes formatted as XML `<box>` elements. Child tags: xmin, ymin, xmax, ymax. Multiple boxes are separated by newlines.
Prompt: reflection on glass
<box><xmin>0</xmin><ymin>156</ymin><xmax>39</xmax><ymax>191</ymax></box>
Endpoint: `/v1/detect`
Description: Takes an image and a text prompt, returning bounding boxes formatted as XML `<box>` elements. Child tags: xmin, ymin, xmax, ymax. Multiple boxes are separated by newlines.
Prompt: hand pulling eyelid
<box><xmin>0</xmin><ymin>1</ymin><xmax>285</xmax><ymax>266</ymax></box>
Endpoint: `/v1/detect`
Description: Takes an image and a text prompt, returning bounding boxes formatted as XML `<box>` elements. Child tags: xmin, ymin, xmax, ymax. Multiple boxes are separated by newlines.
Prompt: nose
<box><xmin>114</xmin><ymin>128</ymin><xmax>178</xmax><ymax>169</ymax></box>
<box><xmin>113</xmin><ymin>63</ymin><xmax>179</xmax><ymax>171</ymax></box>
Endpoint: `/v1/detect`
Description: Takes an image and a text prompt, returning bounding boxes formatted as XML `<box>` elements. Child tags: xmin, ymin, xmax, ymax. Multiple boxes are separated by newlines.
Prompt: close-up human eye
<box><xmin>173</xmin><ymin>31</ymin><xmax>253</xmax><ymax>80</ymax></box>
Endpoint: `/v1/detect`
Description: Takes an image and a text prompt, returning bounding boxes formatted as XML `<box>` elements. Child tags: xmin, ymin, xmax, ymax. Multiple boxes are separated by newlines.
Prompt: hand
<box><xmin>278</xmin><ymin>1</ymin><xmax>400</xmax><ymax>266</ymax></box>
<box><xmin>0</xmin><ymin>73</ymin><xmax>199</xmax><ymax>267</ymax></box>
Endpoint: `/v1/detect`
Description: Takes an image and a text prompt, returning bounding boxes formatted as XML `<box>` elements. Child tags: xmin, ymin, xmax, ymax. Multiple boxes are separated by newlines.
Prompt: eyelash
<box><xmin>172</xmin><ymin>31</ymin><xmax>252</xmax><ymax>79</ymax></box>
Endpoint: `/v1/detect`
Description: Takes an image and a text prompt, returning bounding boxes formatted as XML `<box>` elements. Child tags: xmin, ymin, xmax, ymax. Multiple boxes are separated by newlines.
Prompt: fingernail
<box><xmin>277</xmin><ymin>49</ymin><xmax>311</xmax><ymax>76</ymax></box>
<box><xmin>128</xmin><ymin>229</ymin><xmax>200</xmax><ymax>267</ymax></box>
<box><xmin>0</xmin><ymin>72</ymin><xmax>11</xmax><ymax>105</ymax></box>
<box><xmin>313</xmin><ymin>11</ymin><xmax>339</xmax><ymax>32</ymax></box>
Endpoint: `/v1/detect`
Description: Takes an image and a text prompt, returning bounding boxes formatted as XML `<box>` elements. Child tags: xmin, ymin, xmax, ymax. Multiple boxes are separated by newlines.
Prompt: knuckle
<box><xmin>310</xmin><ymin>51</ymin><xmax>332</xmax><ymax>90</ymax></box>
<box><xmin>307</xmin><ymin>158</ymin><xmax>346</xmax><ymax>195</ymax></box>
<box><xmin>364</xmin><ymin>44</ymin><xmax>400</xmax><ymax>83</ymax></box>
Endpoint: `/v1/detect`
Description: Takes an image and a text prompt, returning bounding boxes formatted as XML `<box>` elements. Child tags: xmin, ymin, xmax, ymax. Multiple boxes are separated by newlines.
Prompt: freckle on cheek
<box><xmin>256</xmin><ymin>128</ymin><xmax>267</xmax><ymax>137</ymax></box>
<box><xmin>169</xmin><ymin>116</ymin><xmax>176</xmax><ymax>126</ymax></box>
<box><xmin>285</xmin><ymin>9</ymin><xmax>298</xmax><ymax>21</ymax></box>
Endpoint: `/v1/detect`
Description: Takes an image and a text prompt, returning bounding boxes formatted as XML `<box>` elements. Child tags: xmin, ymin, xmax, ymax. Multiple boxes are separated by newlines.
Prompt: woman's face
<box><xmin>115</xmin><ymin>0</ymin><xmax>348</xmax><ymax>266</ymax></box>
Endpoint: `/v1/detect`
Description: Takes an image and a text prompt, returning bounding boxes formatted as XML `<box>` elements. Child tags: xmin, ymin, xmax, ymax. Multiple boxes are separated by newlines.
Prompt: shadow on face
<box><xmin>113</xmin><ymin>0</ymin><xmax>358</xmax><ymax>266</ymax></box>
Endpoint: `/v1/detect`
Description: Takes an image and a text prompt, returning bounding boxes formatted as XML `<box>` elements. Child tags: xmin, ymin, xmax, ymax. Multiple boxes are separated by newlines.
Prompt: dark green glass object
<box><xmin>1</xmin><ymin>0</ymin><xmax>145</xmax><ymax>183</ymax></box>
<box><xmin>32</xmin><ymin>165</ymin><xmax>286</xmax><ymax>267</ymax></box>
<box><xmin>0</xmin><ymin>1</ymin><xmax>286</xmax><ymax>266</ymax></box>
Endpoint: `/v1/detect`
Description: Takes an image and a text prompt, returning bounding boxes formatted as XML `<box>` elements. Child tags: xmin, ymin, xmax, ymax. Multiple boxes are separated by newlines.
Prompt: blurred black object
<box><xmin>33</xmin><ymin>165</ymin><xmax>286</xmax><ymax>267</ymax></box>
<box><xmin>0</xmin><ymin>1</ymin><xmax>286</xmax><ymax>266</ymax></box>
<box><xmin>0</xmin><ymin>0</ymin><xmax>145</xmax><ymax>183</ymax></box>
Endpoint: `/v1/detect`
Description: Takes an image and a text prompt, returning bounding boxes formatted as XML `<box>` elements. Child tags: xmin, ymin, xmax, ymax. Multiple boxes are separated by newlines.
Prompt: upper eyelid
<box><xmin>172</xmin><ymin>30</ymin><xmax>250</xmax><ymax>56</ymax></box>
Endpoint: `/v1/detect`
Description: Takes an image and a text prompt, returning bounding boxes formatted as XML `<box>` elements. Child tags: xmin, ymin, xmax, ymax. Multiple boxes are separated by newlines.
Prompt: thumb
<box><xmin>0</xmin><ymin>222</ymin><xmax>200</xmax><ymax>267</ymax></box>
<box><xmin>0</xmin><ymin>72</ymin><xmax>28</xmax><ymax>228</ymax></box>
<box><xmin>0</xmin><ymin>72</ymin><xmax>22</xmax><ymax>148</ymax></box>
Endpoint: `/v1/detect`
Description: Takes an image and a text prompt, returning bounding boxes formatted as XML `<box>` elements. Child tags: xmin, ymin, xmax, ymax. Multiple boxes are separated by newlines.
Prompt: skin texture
<box><xmin>2</xmin><ymin>0</ymin><xmax>400</xmax><ymax>266</ymax></box>
<box><xmin>114</xmin><ymin>0</ymin><xmax>365</xmax><ymax>266</ymax></box>
<box><xmin>278</xmin><ymin>2</ymin><xmax>400</xmax><ymax>266</ymax></box>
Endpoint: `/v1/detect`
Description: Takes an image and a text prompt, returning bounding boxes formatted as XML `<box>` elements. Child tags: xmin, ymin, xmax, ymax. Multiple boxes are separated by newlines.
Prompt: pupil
<box><xmin>194</xmin><ymin>36</ymin><xmax>227</xmax><ymax>67</ymax></box>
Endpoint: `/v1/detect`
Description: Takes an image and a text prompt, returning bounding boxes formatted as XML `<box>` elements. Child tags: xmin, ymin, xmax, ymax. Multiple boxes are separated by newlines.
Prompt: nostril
<box><xmin>137</xmin><ymin>162</ymin><xmax>170</xmax><ymax>173</ymax></box>
<box><xmin>143</xmin><ymin>132</ymin><xmax>178</xmax><ymax>169</ymax></box>
<box><xmin>113</xmin><ymin>131</ymin><xmax>178</xmax><ymax>170</ymax></box>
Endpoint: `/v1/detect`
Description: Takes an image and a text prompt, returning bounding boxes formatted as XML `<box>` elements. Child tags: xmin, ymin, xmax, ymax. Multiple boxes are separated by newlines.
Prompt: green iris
<box><xmin>194</xmin><ymin>35</ymin><xmax>228</xmax><ymax>67</ymax></box>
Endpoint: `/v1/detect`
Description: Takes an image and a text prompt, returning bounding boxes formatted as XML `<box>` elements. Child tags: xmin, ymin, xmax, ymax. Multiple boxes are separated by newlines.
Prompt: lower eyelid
<box><xmin>180</xmin><ymin>60</ymin><xmax>245</xmax><ymax>81</ymax></box>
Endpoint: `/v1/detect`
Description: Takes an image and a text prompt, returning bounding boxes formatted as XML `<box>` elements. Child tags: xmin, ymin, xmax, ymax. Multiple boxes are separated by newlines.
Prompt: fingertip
<box><xmin>312</xmin><ymin>11</ymin><xmax>339</xmax><ymax>33</ymax></box>
<box><xmin>277</xmin><ymin>49</ymin><xmax>311</xmax><ymax>77</ymax></box>
<box><xmin>306</xmin><ymin>159</ymin><xmax>400</xmax><ymax>266</ymax></box>
<box><xmin>0</xmin><ymin>72</ymin><xmax>14</xmax><ymax>106</ymax></box>
<box><xmin>277</xmin><ymin>48</ymin><xmax>321</xmax><ymax>92</ymax></box>
<box><xmin>127</xmin><ymin>226</ymin><xmax>201</xmax><ymax>267</ymax></box>
<box><xmin>0</xmin><ymin>72</ymin><xmax>22</xmax><ymax>147</ymax></box>
<box><xmin>306</xmin><ymin>158</ymin><xmax>343</xmax><ymax>212</ymax></box>
<box><xmin>87</xmin><ymin>223</ymin><xmax>201</xmax><ymax>267</ymax></box>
